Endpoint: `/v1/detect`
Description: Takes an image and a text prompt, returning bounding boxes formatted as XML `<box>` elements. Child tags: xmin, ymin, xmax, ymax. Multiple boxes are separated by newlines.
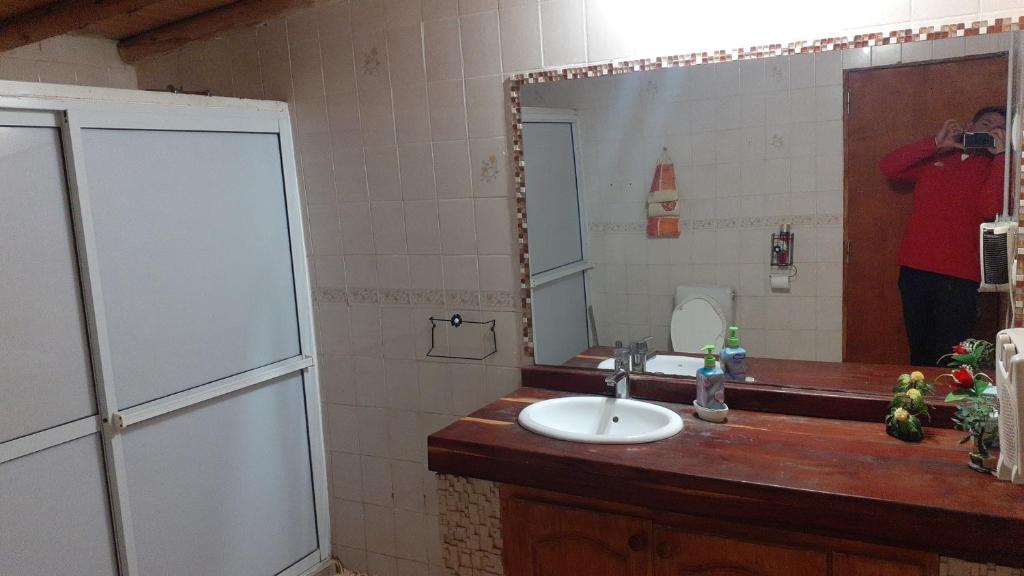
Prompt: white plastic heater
<box><xmin>996</xmin><ymin>328</ymin><xmax>1024</xmax><ymax>483</ymax></box>
<box><xmin>979</xmin><ymin>220</ymin><xmax>1017</xmax><ymax>292</ymax></box>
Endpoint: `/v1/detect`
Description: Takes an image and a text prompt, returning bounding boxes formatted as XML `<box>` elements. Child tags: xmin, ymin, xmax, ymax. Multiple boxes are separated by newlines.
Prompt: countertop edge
<box><xmin>427</xmin><ymin>388</ymin><xmax>1024</xmax><ymax>567</ymax></box>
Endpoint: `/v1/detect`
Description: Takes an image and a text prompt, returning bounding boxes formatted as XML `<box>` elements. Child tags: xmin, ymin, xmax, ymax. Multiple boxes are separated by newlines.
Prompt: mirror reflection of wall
<box><xmin>521</xmin><ymin>33</ymin><xmax>1018</xmax><ymax>372</ymax></box>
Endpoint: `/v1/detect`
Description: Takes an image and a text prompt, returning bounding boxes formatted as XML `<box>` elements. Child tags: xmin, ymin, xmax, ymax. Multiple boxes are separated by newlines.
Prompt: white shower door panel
<box><xmin>81</xmin><ymin>129</ymin><xmax>301</xmax><ymax>409</ymax></box>
<box><xmin>121</xmin><ymin>373</ymin><xmax>317</xmax><ymax>576</ymax></box>
<box><xmin>0</xmin><ymin>124</ymin><xmax>96</xmax><ymax>444</ymax></box>
<box><xmin>0</xmin><ymin>435</ymin><xmax>118</xmax><ymax>576</ymax></box>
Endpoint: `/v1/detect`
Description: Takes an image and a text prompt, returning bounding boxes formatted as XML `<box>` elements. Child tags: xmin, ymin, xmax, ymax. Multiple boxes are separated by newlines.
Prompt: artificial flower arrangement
<box><xmin>937</xmin><ymin>339</ymin><xmax>999</xmax><ymax>473</ymax></box>
<box><xmin>886</xmin><ymin>370</ymin><xmax>933</xmax><ymax>442</ymax></box>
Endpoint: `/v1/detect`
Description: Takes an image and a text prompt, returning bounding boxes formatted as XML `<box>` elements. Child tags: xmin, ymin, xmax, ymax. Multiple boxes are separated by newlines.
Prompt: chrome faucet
<box><xmin>606</xmin><ymin>346</ymin><xmax>631</xmax><ymax>399</ymax></box>
<box><xmin>629</xmin><ymin>337</ymin><xmax>655</xmax><ymax>373</ymax></box>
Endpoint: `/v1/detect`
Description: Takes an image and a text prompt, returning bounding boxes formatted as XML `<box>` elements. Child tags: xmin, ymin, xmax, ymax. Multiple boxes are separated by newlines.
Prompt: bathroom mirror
<box><xmin>517</xmin><ymin>30</ymin><xmax>1024</xmax><ymax>393</ymax></box>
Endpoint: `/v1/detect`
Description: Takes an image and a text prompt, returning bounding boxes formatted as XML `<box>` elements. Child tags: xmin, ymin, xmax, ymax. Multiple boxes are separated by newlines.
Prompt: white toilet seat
<box><xmin>670</xmin><ymin>286</ymin><xmax>732</xmax><ymax>353</ymax></box>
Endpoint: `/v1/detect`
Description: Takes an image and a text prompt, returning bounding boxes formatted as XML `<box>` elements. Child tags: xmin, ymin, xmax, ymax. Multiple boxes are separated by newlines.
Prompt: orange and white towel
<box><xmin>647</xmin><ymin>149</ymin><xmax>680</xmax><ymax>238</ymax></box>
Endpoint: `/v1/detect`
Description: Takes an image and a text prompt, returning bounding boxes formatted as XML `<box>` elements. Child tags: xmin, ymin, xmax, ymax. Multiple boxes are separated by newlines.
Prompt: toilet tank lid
<box><xmin>674</xmin><ymin>285</ymin><xmax>734</xmax><ymax>323</ymax></box>
<box><xmin>671</xmin><ymin>295</ymin><xmax>729</xmax><ymax>353</ymax></box>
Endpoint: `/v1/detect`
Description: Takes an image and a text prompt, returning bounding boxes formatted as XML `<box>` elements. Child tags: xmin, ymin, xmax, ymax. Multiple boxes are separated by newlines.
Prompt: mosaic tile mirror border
<box><xmin>507</xmin><ymin>17</ymin><xmax>1024</xmax><ymax>360</ymax></box>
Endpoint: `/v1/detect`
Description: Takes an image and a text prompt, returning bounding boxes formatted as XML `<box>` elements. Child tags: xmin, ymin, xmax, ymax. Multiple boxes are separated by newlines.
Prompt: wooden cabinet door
<box><xmin>832</xmin><ymin>552</ymin><xmax>935</xmax><ymax>576</ymax></box>
<box><xmin>653</xmin><ymin>526</ymin><xmax>828</xmax><ymax>576</ymax></box>
<box><xmin>502</xmin><ymin>498</ymin><xmax>652</xmax><ymax>576</ymax></box>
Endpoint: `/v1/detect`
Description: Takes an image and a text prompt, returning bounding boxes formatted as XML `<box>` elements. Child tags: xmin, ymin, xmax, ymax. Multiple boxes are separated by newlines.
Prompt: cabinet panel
<box><xmin>503</xmin><ymin>498</ymin><xmax>651</xmax><ymax>576</ymax></box>
<box><xmin>654</xmin><ymin>527</ymin><xmax>828</xmax><ymax>576</ymax></box>
<box><xmin>832</xmin><ymin>553</ymin><xmax>931</xmax><ymax>576</ymax></box>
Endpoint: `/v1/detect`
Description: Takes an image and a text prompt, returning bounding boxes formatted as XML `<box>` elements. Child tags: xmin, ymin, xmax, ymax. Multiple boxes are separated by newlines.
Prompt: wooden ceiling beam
<box><xmin>0</xmin><ymin>0</ymin><xmax>166</xmax><ymax>53</ymax></box>
<box><xmin>118</xmin><ymin>0</ymin><xmax>320</xmax><ymax>63</ymax></box>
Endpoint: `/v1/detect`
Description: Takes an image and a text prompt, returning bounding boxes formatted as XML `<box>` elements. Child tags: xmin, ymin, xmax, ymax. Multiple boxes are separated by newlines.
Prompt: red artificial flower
<box><xmin>950</xmin><ymin>367</ymin><xmax>974</xmax><ymax>389</ymax></box>
<box><xmin>953</xmin><ymin>343</ymin><xmax>969</xmax><ymax>355</ymax></box>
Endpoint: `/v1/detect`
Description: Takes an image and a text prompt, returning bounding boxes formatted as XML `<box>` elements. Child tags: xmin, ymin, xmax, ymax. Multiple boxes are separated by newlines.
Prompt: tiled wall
<box><xmin>136</xmin><ymin>3</ymin><xmax>523</xmax><ymax>575</ymax></box>
<box><xmin>0</xmin><ymin>34</ymin><xmax>136</xmax><ymax>88</ymax></box>
<box><xmin>521</xmin><ymin>33</ymin><xmax>1010</xmax><ymax>361</ymax></box>
<box><xmin>131</xmin><ymin>1</ymin><xmax>1024</xmax><ymax>574</ymax></box>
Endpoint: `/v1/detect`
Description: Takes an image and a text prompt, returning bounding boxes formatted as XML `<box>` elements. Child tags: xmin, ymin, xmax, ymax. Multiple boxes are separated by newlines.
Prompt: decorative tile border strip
<box><xmin>313</xmin><ymin>287</ymin><xmax>348</xmax><ymax>305</ymax></box>
<box><xmin>481</xmin><ymin>290</ymin><xmax>519</xmax><ymax>309</ymax></box>
<box><xmin>347</xmin><ymin>287</ymin><xmax>379</xmax><ymax>305</ymax></box>
<box><xmin>588</xmin><ymin>213</ymin><xmax>842</xmax><ymax>233</ymax></box>
<box><xmin>317</xmin><ymin>287</ymin><xmax>519</xmax><ymax>311</ymax></box>
<box><xmin>413</xmin><ymin>288</ymin><xmax>445</xmax><ymax>307</ymax></box>
<box><xmin>379</xmin><ymin>288</ymin><xmax>410</xmax><ymax>306</ymax></box>
<box><xmin>445</xmin><ymin>289</ymin><xmax>481</xmax><ymax>308</ymax></box>
<box><xmin>510</xmin><ymin>16</ymin><xmax>1024</xmax><ymax>358</ymax></box>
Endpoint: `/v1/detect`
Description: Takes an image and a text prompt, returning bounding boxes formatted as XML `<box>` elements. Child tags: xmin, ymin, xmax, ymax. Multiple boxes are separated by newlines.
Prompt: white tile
<box><xmin>500</xmin><ymin>3</ymin><xmax>542</xmax><ymax>72</ymax></box>
<box><xmin>394</xmin><ymin>509</ymin><xmax>429</xmax><ymax>561</ymax></box>
<box><xmin>465</xmin><ymin>75</ymin><xmax>506</xmax><ymax>138</ymax></box>
<box><xmin>360</xmin><ymin>455</ymin><xmax>394</xmax><ymax>505</ymax></box>
<box><xmin>423</xmin><ymin>0</ymin><xmax>459</xmax><ymax>20</ymax></box>
<box><xmin>815</xmin><ymin>120</ymin><xmax>843</xmax><ymax>157</ymax></box>
<box><xmin>364</xmin><ymin>503</ymin><xmax>396</xmax><ymax>555</ymax></box>
<box><xmin>843</xmin><ymin>46</ymin><xmax>871</xmax><ymax>69</ymax></box>
<box><xmin>901</xmin><ymin>40</ymin><xmax>933</xmax><ymax>63</ymax></box>
<box><xmin>475</xmin><ymin>197</ymin><xmax>513</xmax><ymax>254</ymax></box>
<box><xmin>332</xmin><ymin>499</ymin><xmax>366</xmax><ymax>549</ymax></box>
<box><xmin>461</xmin><ymin>11</ymin><xmax>502</xmax><ymax>77</ymax></box>
<box><xmin>366</xmin><ymin>147</ymin><xmax>402</xmax><ymax>201</ymax></box>
<box><xmin>932</xmin><ymin>37</ymin><xmax>966</xmax><ymax>60</ymax></box>
<box><xmin>871</xmin><ymin>43</ymin><xmax>901</xmax><ymax>67</ymax></box>
<box><xmin>399</xmin><ymin>143</ymin><xmax>437</xmax><ymax>200</ymax></box>
<box><xmin>965</xmin><ymin>33</ymin><xmax>1000</xmax><ymax>55</ymax></box>
<box><xmin>461</xmin><ymin>0</ymin><xmax>498</xmax><ymax>13</ymax></box>
<box><xmin>428</xmin><ymin>80</ymin><xmax>469</xmax><ymax>141</ymax></box>
<box><xmin>585</xmin><ymin>0</ymin><xmax>633</xmax><ymax>62</ymax></box>
<box><xmin>541</xmin><ymin>0</ymin><xmax>586</xmax><ymax>66</ymax></box>
<box><xmin>789</xmin><ymin>53</ymin><xmax>814</xmax><ymax>89</ymax></box>
<box><xmin>434</xmin><ymin>140</ymin><xmax>473</xmax><ymax>198</ymax></box>
<box><xmin>815</xmin><ymin>84</ymin><xmax>839</xmax><ymax>120</ymax></box>
<box><xmin>438</xmin><ymin>198</ymin><xmax>478</xmax><ymax>253</ymax></box>
<box><xmin>424</xmin><ymin>17</ymin><xmax>464</xmax><ymax>81</ymax></box>
<box><xmin>340</xmin><ymin>202</ymin><xmax>376</xmax><ymax>254</ymax></box>
<box><xmin>911</xmin><ymin>0</ymin><xmax>978</xmax><ymax>20</ymax></box>
<box><xmin>814</xmin><ymin>51</ymin><xmax>842</xmax><ymax>86</ymax></box>
<box><xmin>388</xmin><ymin>25</ymin><xmax>427</xmax><ymax>84</ymax></box>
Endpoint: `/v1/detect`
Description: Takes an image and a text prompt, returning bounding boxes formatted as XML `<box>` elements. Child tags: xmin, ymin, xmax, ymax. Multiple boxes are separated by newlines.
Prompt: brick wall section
<box><xmin>439</xmin><ymin>475</ymin><xmax>503</xmax><ymax>576</ymax></box>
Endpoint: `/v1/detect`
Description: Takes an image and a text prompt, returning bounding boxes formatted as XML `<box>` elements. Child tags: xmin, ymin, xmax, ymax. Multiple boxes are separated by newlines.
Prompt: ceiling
<box><xmin>0</xmin><ymin>0</ymin><xmax>316</xmax><ymax>63</ymax></box>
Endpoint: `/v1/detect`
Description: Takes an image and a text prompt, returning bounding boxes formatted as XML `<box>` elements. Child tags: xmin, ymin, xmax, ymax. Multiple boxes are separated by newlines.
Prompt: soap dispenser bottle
<box><xmin>695</xmin><ymin>344</ymin><xmax>728</xmax><ymax>422</ymax></box>
<box><xmin>720</xmin><ymin>326</ymin><xmax>747</xmax><ymax>381</ymax></box>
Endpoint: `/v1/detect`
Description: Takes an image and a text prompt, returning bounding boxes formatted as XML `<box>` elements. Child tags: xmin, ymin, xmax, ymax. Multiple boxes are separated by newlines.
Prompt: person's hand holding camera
<box><xmin>935</xmin><ymin>118</ymin><xmax>965</xmax><ymax>151</ymax></box>
<box><xmin>987</xmin><ymin>127</ymin><xmax>1006</xmax><ymax>155</ymax></box>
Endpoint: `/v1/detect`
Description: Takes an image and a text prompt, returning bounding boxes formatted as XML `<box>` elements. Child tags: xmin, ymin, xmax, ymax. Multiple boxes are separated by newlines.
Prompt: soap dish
<box><xmin>693</xmin><ymin>400</ymin><xmax>729</xmax><ymax>423</ymax></box>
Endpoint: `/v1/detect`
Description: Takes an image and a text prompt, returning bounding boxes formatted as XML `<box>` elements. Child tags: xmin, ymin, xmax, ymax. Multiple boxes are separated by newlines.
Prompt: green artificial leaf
<box><xmin>946</xmin><ymin>391</ymin><xmax>974</xmax><ymax>403</ymax></box>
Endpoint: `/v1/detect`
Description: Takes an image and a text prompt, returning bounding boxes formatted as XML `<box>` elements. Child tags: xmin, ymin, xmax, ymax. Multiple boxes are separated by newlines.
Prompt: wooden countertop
<box><xmin>428</xmin><ymin>387</ymin><xmax>1024</xmax><ymax>566</ymax></box>
<box><xmin>563</xmin><ymin>346</ymin><xmax>949</xmax><ymax>396</ymax></box>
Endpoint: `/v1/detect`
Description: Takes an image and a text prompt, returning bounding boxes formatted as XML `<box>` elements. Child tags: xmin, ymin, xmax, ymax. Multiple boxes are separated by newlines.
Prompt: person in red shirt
<box><xmin>879</xmin><ymin>106</ymin><xmax>1006</xmax><ymax>367</ymax></box>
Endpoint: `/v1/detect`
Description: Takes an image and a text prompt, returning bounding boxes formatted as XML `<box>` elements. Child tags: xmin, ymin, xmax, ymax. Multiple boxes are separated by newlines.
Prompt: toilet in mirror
<box><xmin>518</xmin><ymin>32</ymin><xmax>1024</xmax><ymax>392</ymax></box>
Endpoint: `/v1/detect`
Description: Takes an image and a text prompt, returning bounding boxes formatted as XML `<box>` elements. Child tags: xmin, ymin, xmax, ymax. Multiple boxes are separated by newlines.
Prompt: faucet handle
<box><xmin>605</xmin><ymin>372</ymin><xmax>617</xmax><ymax>388</ymax></box>
<box><xmin>613</xmin><ymin>346</ymin><xmax>630</xmax><ymax>371</ymax></box>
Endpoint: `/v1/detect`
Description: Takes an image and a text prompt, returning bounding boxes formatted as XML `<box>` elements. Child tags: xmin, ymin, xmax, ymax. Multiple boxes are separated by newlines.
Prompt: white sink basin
<box><xmin>596</xmin><ymin>354</ymin><xmax>717</xmax><ymax>377</ymax></box>
<box><xmin>518</xmin><ymin>396</ymin><xmax>683</xmax><ymax>444</ymax></box>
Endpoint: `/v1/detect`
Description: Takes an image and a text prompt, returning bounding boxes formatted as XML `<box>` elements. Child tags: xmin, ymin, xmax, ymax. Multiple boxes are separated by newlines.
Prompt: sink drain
<box><xmin>612</xmin><ymin>416</ymin><xmax>620</xmax><ymax>423</ymax></box>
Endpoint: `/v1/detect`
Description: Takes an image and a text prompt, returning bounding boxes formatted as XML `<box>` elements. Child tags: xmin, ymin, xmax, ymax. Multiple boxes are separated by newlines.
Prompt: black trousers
<box><xmin>898</xmin><ymin>266</ymin><xmax>979</xmax><ymax>367</ymax></box>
